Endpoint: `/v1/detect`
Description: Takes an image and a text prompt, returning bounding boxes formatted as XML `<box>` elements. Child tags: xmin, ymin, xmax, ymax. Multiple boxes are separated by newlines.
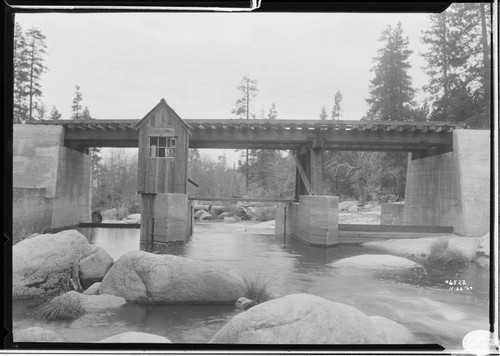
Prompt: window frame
<box><xmin>149</xmin><ymin>136</ymin><xmax>176</xmax><ymax>159</ymax></box>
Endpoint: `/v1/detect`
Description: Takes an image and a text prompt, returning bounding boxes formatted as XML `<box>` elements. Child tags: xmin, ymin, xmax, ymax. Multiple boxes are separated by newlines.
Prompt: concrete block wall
<box><xmin>279</xmin><ymin>195</ymin><xmax>339</xmax><ymax>247</ymax></box>
<box><xmin>152</xmin><ymin>193</ymin><xmax>189</xmax><ymax>243</ymax></box>
<box><xmin>381</xmin><ymin>203</ymin><xmax>405</xmax><ymax>225</ymax></box>
<box><xmin>403</xmin><ymin>130</ymin><xmax>490</xmax><ymax>236</ymax></box>
<box><xmin>13</xmin><ymin>125</ymin><xmax>91</xmax><ymax>231</ymax></box>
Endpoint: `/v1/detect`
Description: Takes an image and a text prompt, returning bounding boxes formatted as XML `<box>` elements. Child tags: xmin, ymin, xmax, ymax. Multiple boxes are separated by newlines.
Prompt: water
<box><xmin>12</xmin><ymin>221</ymin><xmax>490</xmax><ymax>348</ymax></box>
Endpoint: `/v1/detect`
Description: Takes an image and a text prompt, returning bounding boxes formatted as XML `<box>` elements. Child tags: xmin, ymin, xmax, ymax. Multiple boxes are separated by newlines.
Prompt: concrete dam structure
<box><xmin>13</xmin><ymin>100</ymin><xmax>491</xmax><ymax>245</ymax></box>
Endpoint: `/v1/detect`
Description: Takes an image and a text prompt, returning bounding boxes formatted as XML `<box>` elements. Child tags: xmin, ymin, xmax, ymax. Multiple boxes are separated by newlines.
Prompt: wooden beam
<box><xmin>309</xmin><ymin>148</ymin><xmax>323</xmax><ymax>195</ymax></box>
<box><xmin>293</xmin><ymin>153</ymin><xmax>314</xmax><ymax>195</ymax></box>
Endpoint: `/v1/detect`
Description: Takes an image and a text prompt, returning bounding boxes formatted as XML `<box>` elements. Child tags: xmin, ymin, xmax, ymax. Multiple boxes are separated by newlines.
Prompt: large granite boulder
<box><xmin>79</xmin><ymin>246</ymin><xmax>114</xmax><ymax>289</ymax></box>
<box><xmin>99</xmin><ymin>251</ymin><xmax>244</xmax><ymax>303</ymax></box>
<box><xmin>13</xmin><ymin>230</ymin><xmax>92</xmax><ymax>298</ymax></box>
<box><xmin>101</xmin><ymin>208</ymin><xmax>118</xmax><ymax>220</ymax></box>
<box><xmin>83</xmin><ymin>282</ymin><xmax>101</xmax><ymax>295</ymax></box>
<box><xmin>210</xmin><ymin>294</ymin><xmax>415</xmax><ymax>344</ymax></box>
<box><xmin>194</xmin><ymin>210</ymin><xmax>212</xmax><ymax>220</ymax></box>
<box><xmin>331</xmin><ymin>255</ymin><xmax>421</xmax><ymax>269</ymax></box>
<box><xmin>122</xmin><ymin>213</ymin><xmax>141</xmax><ymax>224</ymax></box>
<box><xmin>15</xmin><ymin>327</ymin><xmax>64</xmax><ymax>342</ymax></box>
<box><xmin>98</xmin><ymin>332</ymin><xmax>171</xmax><ymax>343</ymax></box>
<box><xmin>363</xmin><ymin>235</ymin><xmax>486</xmax><ymax>263</ymax></box>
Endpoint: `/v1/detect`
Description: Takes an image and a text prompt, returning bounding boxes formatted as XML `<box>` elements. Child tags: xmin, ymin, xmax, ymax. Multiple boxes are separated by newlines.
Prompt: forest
<box><xmin>13</xmin><ymin>3</ymin><xmax>492</xmax><ymax>213</ymax></box>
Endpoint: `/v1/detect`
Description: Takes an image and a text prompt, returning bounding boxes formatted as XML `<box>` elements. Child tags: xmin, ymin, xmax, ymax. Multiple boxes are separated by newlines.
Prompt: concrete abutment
<box><xmin>403</xmin><ymin>130</ymin><xmax>490</xmax><ymax>236</ymax></box>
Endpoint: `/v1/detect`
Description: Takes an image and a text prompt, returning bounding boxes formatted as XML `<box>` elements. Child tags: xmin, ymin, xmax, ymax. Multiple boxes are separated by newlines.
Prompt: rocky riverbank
<box><xmin>12</xmin><ymin>228</ymin><xmax>422</xmax><ymax>345</ymax></box>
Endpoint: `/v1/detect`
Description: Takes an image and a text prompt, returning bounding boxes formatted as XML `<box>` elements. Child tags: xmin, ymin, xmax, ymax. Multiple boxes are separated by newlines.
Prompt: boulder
<box><xmin>339</xmin><ymin>201</ymin><xmax>358</xmax><ymax>213</ymax></box>
<box><xmin>369</xmin><ymin>316</ymin><xmax>415</xmax><ymax>344</ymax></box>
<box><xmin>210</xmin><ymin>294</ymin><xmax>415</xmax><ymax>344</ymax></box>
<box><xmin>98</xmin><ymin>332</ymin><xmax>171</xmax><ymax>343</ymax></box>
<box><xmin>218</xmin><ymin>212</ymin><xmax>230</xmax><ymax>220</ymax></box>
<box><xmin>476</xmin><ymin>256</ymin><xmax>489</xmax><ymax>268</ymax></box>
<box><xmin>117</xmin><ymin>207</ymin><xmax>130</xmax><ymax>220</ymax></box>
<box><xmin>477</xmin><ymin>233</ymin><xmax>490</xmax><ymax>257</ymax></box>
<box><xmin>123</xmin><ymin>214</ymin><xmax>141</xmax><ymax>224</ymax></box>
<box><xmin>235</xmin><ymin>297</ymin><xmax>256</xmax><ymax>310</ymax></box>
<box><xmin>83</xmin><ymin>282</ymin><xmax>101</xmax><ymax>295</ymax></box>
<box><xmin>79</xmin><ymin>246</ymin><xmax>114</xmax><ymax>289</ymax></box>
<box><xmin>194</xmin><ymin>210</ymin><xmax>212</xmax><ymax>220</ymax></box>
<box><xmin>77</xmin><ymin>292</ymin><xmax>127</xmax><ymax>311</ymax></box>
<box><xmin>15</xmin><ymin>327</ymin><xmax>64</xmax><ymax>342</ymax></box>
<box><xmin>363</xmin><ymin>236</ymin><xmax>453</xmax><ymax>260</ymax></box>
<box><xmin>101</xmin><ymin>208</ymin><xmax>118</xmax><ymax>220</ymax></box>
<box><xmin>99</xmin><ymin>251</ymin><xmax>244</xmax><ymax>303</ymax></box>
<box><xmin>224</xmin><ymin>216</ymin><xmax>239</xmax><ymax>222</ymax></box>
<box><xmin>13</xmin><ymin>230</ymin><xmax>92</xmax><ymax>298</ymax></box>
<box><xmin>330</xmin><ymin>255</ymin><xmax>421</xmax><ymax>269</ymax></box>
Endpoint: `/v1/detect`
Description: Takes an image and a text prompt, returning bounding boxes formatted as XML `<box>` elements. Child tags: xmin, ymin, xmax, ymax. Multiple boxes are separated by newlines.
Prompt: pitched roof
<box><xmin>135</xmin><ymin>99</ymin><xmax>191</xmax><ymax>133</ymax></box>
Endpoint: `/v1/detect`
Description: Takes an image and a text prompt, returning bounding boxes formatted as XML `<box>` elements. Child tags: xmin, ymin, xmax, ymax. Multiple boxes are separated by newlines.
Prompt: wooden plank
<box><xmin>338</xmin><ymin>224</ymin><xmax>454</xmax><ymax>233</ymax></box>
<box><xmin>188</xmin><ymin>197</ymin><xmax>295</xmax><ymax>202</ymax></box>
<box><xmin>293</xmin><ymin>153</ymin><xmax>314</xmax><ymax>195</ymax></box>
<box><xmin>309</xmin><ymin>148</ymin><xmax>323</xmax><ymax>195</ymax></box>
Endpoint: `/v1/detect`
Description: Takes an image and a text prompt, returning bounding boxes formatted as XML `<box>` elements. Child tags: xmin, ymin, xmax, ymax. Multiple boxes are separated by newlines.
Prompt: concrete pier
<box><xmin>276</xmin><ymin>195</ymin><xmax>339</xmax><ymax>247</ymax></box>
<box><xmin>404</xmin><ymin>130</ymin><xmax>490</xmax><ymax>236</ymax></box>
<box><xmin>13</xmin><ymin>125</ymin><xmax>91</xmax><ymax>231</ymax></box>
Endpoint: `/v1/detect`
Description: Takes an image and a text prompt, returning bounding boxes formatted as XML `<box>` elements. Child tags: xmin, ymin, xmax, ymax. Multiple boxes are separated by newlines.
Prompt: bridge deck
<box><xmin>28</xmin><ymin>119</ymin><xmax>463</xmax><ymax>152</ymax></box>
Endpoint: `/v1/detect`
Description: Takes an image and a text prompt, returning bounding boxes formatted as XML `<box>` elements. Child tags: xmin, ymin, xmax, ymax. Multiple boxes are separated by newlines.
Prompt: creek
<box><xmin>12</xmin><ymin>221</ymin><xmax>489</xmax><ymax>349</ymax></box>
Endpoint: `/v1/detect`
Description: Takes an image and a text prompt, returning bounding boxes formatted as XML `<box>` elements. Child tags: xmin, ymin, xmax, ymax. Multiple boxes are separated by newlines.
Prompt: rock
<box><xmin>83</xmin><ymin>282</ymin><xmax>101</xmax><ymax>295</ymax></box>
<box><xmin>210</xmin><ymin>294</ymin><xmax>415</xmax><ymax>344</ymax></box>
<box><xmin>101</xmin><ymin>208</ymin><xmax>118</xmax><ymax>220</ymax></box>
<box><xmin>15</xmin><ymin>327</ymin><xmax>64</xmax><ymax>342</ymax></box>
<box><xmin>218</xmin><ymin>212</ymin><xmax>230</xmax><ymax>220</ymax></box>
<box><xmin>99</xmin><ymin>251</ymin><xmax>244</xmax><ymax>303</ymax></box>
<box><xmin>123</xmin><ymin>214</ymin><xmax>141</xmax><ymax>224</ymax></box>
<box><xmin>79</xmin><ymin>246</ymin><xmax>114</xmax><ymax>289</ymax></box>
<box><xmin>117</xmin><ymin>207</ymin><xmax>130</xmax><ymax>220</ymax></box>
<box><xmin>235</xmin><ymin>297</ymin><xmax>256</xmax><ymax>310</ymax></box>
<box><xmin>369</xmin><ymin>316</ymin><xmax>415</xmax><ymax>344</ymax></box>
<box><xmin>445</xmin><ymin>237</ymin><xmax>478</xmax><ymax>262</ymax></box>
<box><xmin>477</xmin><ymin>233</ymin><xmax>490</xmax><ymax>257</ymax></box>
<box><xmin>363</xmin><ymin>236</ymin><xmax>453</xmax><ymax>260</ymax></box>
<box><xmin>98</xmin><ymin>332</ymin><xmax>171</xmax><ymax>343</ymax></box>
<box><xmin>331</xmin><ymin>255</ymin><xmax>421</xmax><ymax>269</ymax></box>
<box><xmin>194</xmin><ymin>210</ymin><xmax>212</xmax><ymax>220</ymax></box>
<box><xmin>91</xmin><ymin>211</ymin><xmax>103</xmax><ymax>224</ymax></box>
<box><xmin>78</xmin><ymin>292</ymin><xmax>127</xmax><ymax>311</ymax></box>
<box><xmin>476</xmin><ymin>256</ymin><xmax>489</xmax><ymax>268</ymax></box>
<box><xmin>339</xmin><ymin>201</ymin><xmax>358</xmax><ymax>213</ymax></box>
<box><xmin>13</xmin><ymin>230</ymin><xmax>92</xmax><ymax>298</ymax></box>
<box><xmin>224</xmin><ymin>216</ymin><xmax>239</xmax><ymax>222</ymax></box>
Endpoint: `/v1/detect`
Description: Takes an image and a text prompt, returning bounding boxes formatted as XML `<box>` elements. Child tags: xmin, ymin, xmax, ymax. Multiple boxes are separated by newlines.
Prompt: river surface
<box><xmin>12</xmin><ymin>221</ymin><xmax>490</xmax><ymax>350</ymax></box>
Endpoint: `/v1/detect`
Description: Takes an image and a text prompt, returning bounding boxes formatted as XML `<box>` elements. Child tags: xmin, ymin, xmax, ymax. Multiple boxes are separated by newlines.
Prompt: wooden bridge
<box><xmin>19</xmin><ymin>100</ymin><xmax>487</xmax><ymax>246</ymax></box>
<box><xmin>30</xmin><ymin>119</ymin><xmax>463</xmax><ymax>157</ymax></box>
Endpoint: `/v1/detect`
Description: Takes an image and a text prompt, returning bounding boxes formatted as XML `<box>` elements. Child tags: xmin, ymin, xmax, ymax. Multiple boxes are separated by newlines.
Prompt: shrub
<box><xmin>429</xmin><ymin>239</ymin><xmax>469</xmax><ymax>264</ymax></box>
<box><xmin>30</xmin><ymin>292</ymin><xmax>86</xmax><ymax>322</ymax></box>
<box><xmin>241</xmin><ymin>275</ymin><xmax>273</xmax><ymax>304</ymax></box>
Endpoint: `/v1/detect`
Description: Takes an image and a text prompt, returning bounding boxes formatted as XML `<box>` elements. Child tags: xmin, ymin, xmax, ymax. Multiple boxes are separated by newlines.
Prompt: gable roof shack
<box><xmin>135</xmin><ymin>98</ymin><xmax>191</xmax><ymax>134</ymax></box>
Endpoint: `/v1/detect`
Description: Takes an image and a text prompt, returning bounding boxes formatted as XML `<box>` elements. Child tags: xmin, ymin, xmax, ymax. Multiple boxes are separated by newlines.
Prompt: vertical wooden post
<box><xmin>310</xmin><ymin>148</ymin><xmax>323</xmax><ymax>195</ymax></box>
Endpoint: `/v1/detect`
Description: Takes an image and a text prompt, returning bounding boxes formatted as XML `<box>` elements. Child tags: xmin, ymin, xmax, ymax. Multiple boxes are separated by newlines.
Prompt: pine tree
<box><xmin>319</xmin><ymin>106</ymin><xmax>328</xmax><ymax>120</ymax></box>
<box><xmin>421</xmin><ymin>3</ymin><xmax>491</xmax><ymax>127</ymax></box>
<box><xmin>35</xmin><ymin>102</ymin><xmax>47</xmax><ymax>120</ymax></box>
<box><xmin>365</xmin><ymin>22</ymin><xmax>415</xmax><ymax>121</ymax></box>
<box><xmin>232</xmin><ymin>76</ymin><xmax>258</xmax><ymax>119</ymax></box>
<box><xmin>71</xmin><ymin>85</ymin><xmax>83</xmax><ymax>120</ymax></box>
<box><xmin>267</xmin><ymin>103</ymin><xmax>277</xmax><ymax>120</ymax></box>
<box><xmin>13</xmin><ymin>23</ymin><xmax>30</xmax><ymax>123</ymax></box>
<box><xmin>232</xmin><ymin>76</ymin><xmax>258</xmax><ymax>191</ymax></box>
<box><xmin>49</xmin><ymin>105</ymin><xmax>62</xmax><ymax>120</ymax></box>
<box><xmin>25</xmin><ymin>28</ymin><xmax>48</xmax><ymax>121</ymax></box>
<box><xmin>332</xmin><ymin>91</ymin><xmax>343</xmax><ymax>120</ymax></box>
<box><xmin>82</xmin><ymin>106</ymin><xmax>93</xmax><ymax>120</ymax></box>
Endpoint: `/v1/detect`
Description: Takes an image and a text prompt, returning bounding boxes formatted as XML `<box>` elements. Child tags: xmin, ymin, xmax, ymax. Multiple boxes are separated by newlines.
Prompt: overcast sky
<box><xmin>16</xmin><ymin>11</ymin><xmax>436</xmax><ymax>162</ymax></box>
